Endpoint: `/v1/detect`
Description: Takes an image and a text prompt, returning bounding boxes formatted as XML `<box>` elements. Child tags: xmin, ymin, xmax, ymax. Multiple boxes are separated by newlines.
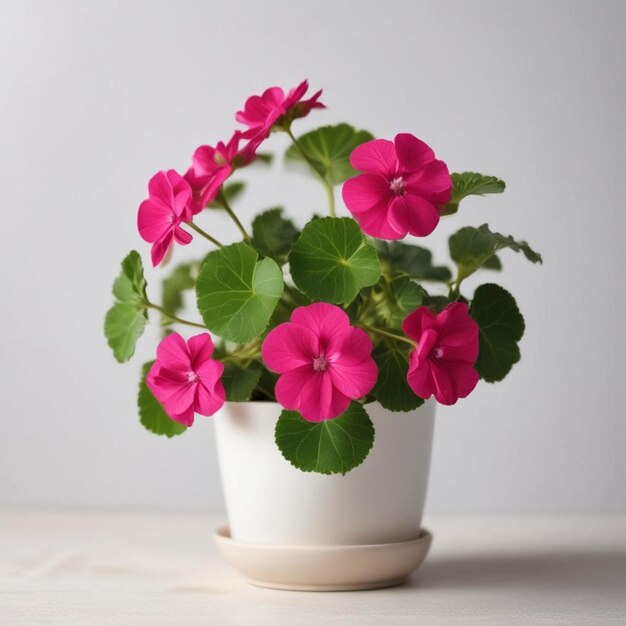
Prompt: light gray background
<box><xmin>1</xmin><ymin>0</ymin><xmax>624</xmax><ymax>513</ymax></box>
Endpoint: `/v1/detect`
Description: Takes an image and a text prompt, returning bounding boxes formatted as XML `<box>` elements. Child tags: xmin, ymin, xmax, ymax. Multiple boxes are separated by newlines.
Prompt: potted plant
<box><xmin>105</xmin><ymin>79</ymin><xmax>541</xmax><ymax>590</ymax></box>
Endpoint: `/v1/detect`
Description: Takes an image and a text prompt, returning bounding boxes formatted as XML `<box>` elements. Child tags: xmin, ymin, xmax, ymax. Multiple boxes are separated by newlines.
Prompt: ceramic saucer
<box><xmin>214</xmin><ymin>525</ymin><xmax>432</xmax><ymax>591</ymax></box>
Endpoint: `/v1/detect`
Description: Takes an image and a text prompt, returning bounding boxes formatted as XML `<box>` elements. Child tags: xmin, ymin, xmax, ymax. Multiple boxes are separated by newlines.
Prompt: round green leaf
<box><xmin>289</xmin><ymin>217</ymin><xmax>380</xmax><ymax>305</ymax></box>
<box><xmin>104</xmin><ymin>251</ymin><xmax>148</xmax><ymax>363</ymax></box>
<box><xmin>469</xmin><ymin>283</ymin><xmax>525</xmax><ymax>383</ymax></box>
<box><xmin>138</xmin><ymin>361</ymin><xmax>187</xmax><ymax>437</ymax></box>
<box><xmin>275</xmin><ymin>402</ymin><xmax>375</xmax><ymax>475</ymax></box>
<box><xmin>285</xmin><ymin>124</ymin><xmax>374</xmax><ymax>185</ymax></box>
<box><xmin>196</xmin><ymin>242</ymin><xmax>284</xmax><ymax>343</ymax></box>
<box><xmin>372</xmin><ymin>343</ymin><xmax>424</xmax><ymax>412</ymax></box>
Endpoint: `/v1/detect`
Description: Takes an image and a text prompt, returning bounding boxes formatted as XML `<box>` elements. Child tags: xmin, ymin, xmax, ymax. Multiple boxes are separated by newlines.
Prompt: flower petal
<box><xmin>196</xmin><ymin>359</ymin><xmax>224</xmax><ymax>388</ymax></box>
<box><xmin>174</xmin><ymin>226</ymin><xmax>192</xmax><ymax>245</ymax></box>
<box><xmin>262</xmin><ymin>322</ymin><xmax>319</xmax><ymax>373</ymax></box>
<box><xmin>439</xmin><ymin>361</ymin><xmax>479</xmax><ymax>401</ymax></box>
<box><xmin>436</xmin><ymin>303</ymin><xmax>479</xmax><ymax>363</ymax></box>
<box><xmin>194</xmin><ymin>378</ymin><xmax>225</xmax><ymax>416</ymax></box>
<box><xmin>407</xmin><ymin>350</ymin><xmax>434</xmax><ymax>400</ymax></box>
<box><xmin>170</xmin><ymin>404</ymin><xmax>195</xmax><ymax>427</ymax></box>
<box><xmin>351</xmin><ymin>199</ymin><xmax>406</xmax><ymax>240</ymax></box>
<box><xmin>342</xmin><ymin>173</ymin><xmax>391</xmax><ymax>214</ymax></box>
<box><xmin>290</xmin><ymin>303</ymin><xmax>350</xmax><ymax>353</ymax></box>
<box><xmin>329</xmin><ymin>356</ymin><xmax>377</xmax><ymax>399</ymax></box>
<box><xmin>416</xmin><ymin>328</ymin><xmax>439</xmax><ymax>361</ymax></box>
<box><xmin>150</xmin><ymin>231</ymin><xmax>174</xmax><ymax>267</ymax></box>
<box><xmin>187</xmin><ymin>333</ymin><xmax>215</xmax><ymax>366</ymax></box>
<box><xmin>299</xmin><ymin>372</ymin><xmax>351</xmax><ymax>422</ymax></box>
<box><xmin>156</xmin><ymin>333</ymin><xmax>191</xmax><ymax>371</ymax></box>
<box><xmin>161</xmin><ymin>381</ymin><xmax>196</xmax><ymax>415</ymax></box>
<box><xmin>274</xmin><ymin>365</ymin><xmax>313</xmax><ymax>411</ymax></box>
<box><xmin>148</xmin><ymin>171</ymin><xmax>175</xmax><ymax>207</ymax></box>
<box><xmin>137</xmin><ymin>199</ymin><xmax>173</xmax><ymax>243</ymax></box>
<box><xmin>331</xmin><ymin>327</ymin><xmax>374</xmax><ymax>365</ymax></box>
<box><xmin>350</xmin><ymin>139</ymin><xmax>398</xmax><ymax>176</ymax></box>
<box><xmin>390</xmin><ymin>194</ymin><xmax>440</xmax><ymax>238</ymax></box>
<box><xmin>394</xmin><ymin>133</ymin><xmax>435</xmax><ymax>171</ymax></box>
<box><xmin>406</xmin><ymin>159</ymin><xmax>452</xmax><ymax>203</ymax></box>
<box><xmin>402</xmin><ymin>306</ymin><xmax>437</xmax><ymax>342</ymax></box>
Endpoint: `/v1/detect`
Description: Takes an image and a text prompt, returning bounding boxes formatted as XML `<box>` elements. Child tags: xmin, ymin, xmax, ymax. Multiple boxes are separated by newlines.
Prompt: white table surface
<box><xmin>1</xmin><ymin>509</ymin><xmax>624</xmax><ymax>625</ymax></box>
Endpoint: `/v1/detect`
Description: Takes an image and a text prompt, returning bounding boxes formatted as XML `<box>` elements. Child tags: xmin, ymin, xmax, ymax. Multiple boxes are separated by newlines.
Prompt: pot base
<box><xmin>214</xmin><ymin>525</ymin><xmax>432</xmax><ymax>592</ymax></box>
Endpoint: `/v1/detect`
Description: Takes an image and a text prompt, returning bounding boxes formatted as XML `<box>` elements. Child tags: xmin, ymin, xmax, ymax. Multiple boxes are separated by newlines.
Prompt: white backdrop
<box><xmin>1</xmin><ymin>0</ymin><xmax>624</xmax><ymax>513</ymax></box>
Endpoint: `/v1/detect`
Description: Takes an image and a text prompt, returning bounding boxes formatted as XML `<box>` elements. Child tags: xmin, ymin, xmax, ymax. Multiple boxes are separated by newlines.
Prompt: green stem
<box><xmin>360</xmin><ymin>323</ymin><xmax>416</xmax><ymax>347</ymax></box>
<box><xmin>287</xmin><ymin>128</ymin><xmax>336</xmax><ymax>217</ymax></box>
<box><xmin>188</xmin><ymin>222</ymin><xmax>223</xmax><ymax>248</ymax></box>
<box><xmin>145</xmin><ymin>302</ymin><xmax>207</xmax><ymax>330</ymax></box>
<box><xmin>220</xmin><ymin>194</ymin><xmax>251</xmax><ymax>241</ymax></box>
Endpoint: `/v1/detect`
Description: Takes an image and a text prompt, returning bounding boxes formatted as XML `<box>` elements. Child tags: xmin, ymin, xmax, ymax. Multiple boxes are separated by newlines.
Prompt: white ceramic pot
<box><xmin>214</xmin><ymin>400</ymin><xmax>436</xmax><ymax>546</ymax></box>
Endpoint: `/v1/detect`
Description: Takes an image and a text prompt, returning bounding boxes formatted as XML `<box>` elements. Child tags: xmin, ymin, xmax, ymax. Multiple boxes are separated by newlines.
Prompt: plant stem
<box><xmin>360</xmin><ymin>323</ymin><xmax>416</xmax><ymax>347</ymax></box>
<box><xmin>188</xmin><ymin>222</ymin><xmax>223</xmax><ymax>248</ymax></box>
<box><xmin>220</xmin><ymin>194</ymin><xmax>251</xmax><ymax>241</ymax></box>
<box><xmin>287</xmin><ymin>128</ymin><xmax>336</xmax><ymax>217</ymax></box>
<box><xmin>145</xmin><ymin>302</ymin><xmax>207</xmax><ymax>330</ymax></box>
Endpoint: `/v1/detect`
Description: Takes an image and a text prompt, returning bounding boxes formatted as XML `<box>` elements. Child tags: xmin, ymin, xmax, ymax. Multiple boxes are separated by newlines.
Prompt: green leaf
<box><xmin>221</xmin><ymin>361</ymin><xmax>263</xmax><ymax>402</ymax></box>
<box><xmin>482</xmin><ymin>254</ymin><xmax>502</xmax><ymax>270</ymax></box>
<box><xmin>372</xmin><ymin>343</ymin><xmax>424</xmax><ymax>412</ymax></box>
<box><xmin>285</xmin><ymin>124</ymin><xmax>374</xmax><ymax>185</ymax></box>
<box><xmin>251</xmin><ymin>207</ymin><xmax>299</xmax><ymax>264</ymax></box>
<box><xmin>449</xmin><ymin>223</ymin><xmax>542</xmax><ymax>281</ymax></box>
<box><xmin>469</xmin><ymin>283</ymin><xmax>525</xmax><ymax>383</ymax></box>
<box><xmin>289</xmin><ymin>217</ymin><xmax>380</xmax><ymax>305</ymax></box>
<box><xmin>104</xmin><ymin>251</ymin><xmax>148</xmax><ymax>363</ymax></box>
<box><xmin>375</xmin><ymin>240</ymin><xmax>452</xmax><ymax>282</ymax></box>
<box><xmin>138</xmin><ymin>361</ymin><xmax>187</xmax><ymax>437</ymax></box>
<box><xmin>442</xmin><ymin>172</ymin><xmax>506</xmax><ymax>215</ymax></box>
<box><xmin>207</xmin><ymin>181</ymin><xmax>245</xmax><ymax>209</ymax></box>
<box><xmin>275</xmin><ymin>402</ymin><xmax>375</xmax><ymax>475</ymax></box>
<box><xmin>112</xmin><ymin>250</ymin><xmax>147</xmax><ymax>304</ymax></box>
<box><xmin>196</xmin><ymin>242</ymin><xmax>284</xmax><ymax>343</ymax></box>
<box><xmin>376</xmin><ymin>278</ymin><xmax>423</xmax><ymax>328</ymax></box>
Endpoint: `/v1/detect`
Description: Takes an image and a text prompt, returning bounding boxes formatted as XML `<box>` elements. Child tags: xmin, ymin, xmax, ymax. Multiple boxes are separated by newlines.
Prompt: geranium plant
<box><xmin>105</xmin><ymin>79</ymin><xmax>541</xmax><ymax>475</ymax></box>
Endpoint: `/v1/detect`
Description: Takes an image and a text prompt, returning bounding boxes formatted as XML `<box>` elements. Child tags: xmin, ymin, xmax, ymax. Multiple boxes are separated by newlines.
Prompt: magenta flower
<box><xmin>403</xmin><ymin>303</ymin><xmax>479</xmax><ymax>406</ymax></box>
<box><xmin>236</xmin><ymin>79</ymin><xmax>324</xmax><ymax>139</ymax></box>
<box><xmin>137</xmin><ymin>170</ymin><xmax>194</xmax><ymax>267</ymax></box>
<box><xmin>184</xmin><ymin>131</ymin><xmax>259</xmax><ymax>214</ymax></box>
<box><xmin>342</xmin><ymin>133</ymin><xmax>452</xmax><ymax>240</ymax></box>
<box><xmin>262</xmin><ymin>303</ymin><xmax>377</xmax><ymax>422</ymax></box>
<box><xmin>146</xmin><ymin>332</ymin><xmax>225</xmax><ymax>427</ymax></box>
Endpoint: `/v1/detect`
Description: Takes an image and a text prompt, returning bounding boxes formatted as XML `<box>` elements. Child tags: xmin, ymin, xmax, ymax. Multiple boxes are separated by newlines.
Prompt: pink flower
<box><xmin>236</xmin><ymin>79</ymin><xmax>324</xmax><ymax>139</ymax></box>
<box><xmin>262</xmin><ymin>303</ymin><xmax>377</xmax><ymax>422</ymax></box>
<box><xmin>403</xmin><ymin>303</ymin><xmax>479</xmax><ymax>406</ymax></box>
<box><xmin>147</xmin><ymin>332</ymin><xmax>225</xmax><ymax>426</ymax></box>
<box><xmin>184</xmin><ymin>131</ymin><xmax>258</xmax><ymax>214</ymax></box>
<box><xmin>342</xmin><ymin>133</ymin><xmax>452</xmax><ymax>240</ymax></box>
<box><xmin>137</xmin><ymin>170</ymin><xmax>194</xmax><ymax>267</ymax></box>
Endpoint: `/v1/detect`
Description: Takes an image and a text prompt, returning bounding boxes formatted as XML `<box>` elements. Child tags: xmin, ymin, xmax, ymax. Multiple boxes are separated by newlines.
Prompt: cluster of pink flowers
<box><xmin>141</xmin><ymin>81</ymin><xmax>480</xmax><ymax>427</ymax></box>
<box><xmin>137</xmin><ymin>80</ymin><xmax>324</xmax><ymax>267</ymax></box>
<box><xmin>147</xmin><ymin>302</ymin><xmax>479</xmax><ymax>426</ymax></box>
